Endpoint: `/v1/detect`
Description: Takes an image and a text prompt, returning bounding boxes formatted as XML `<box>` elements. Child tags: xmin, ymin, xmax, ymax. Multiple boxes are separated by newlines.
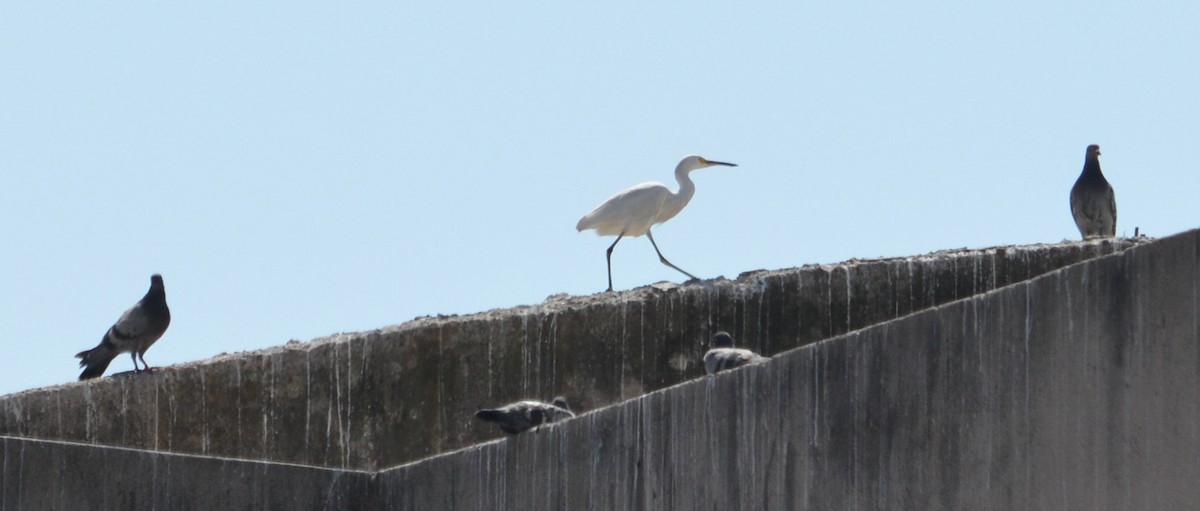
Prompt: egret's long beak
<box><xmin>704</xmin><ymin>159</ymin><xmax>737</xmax><ymax>167</ymax></box>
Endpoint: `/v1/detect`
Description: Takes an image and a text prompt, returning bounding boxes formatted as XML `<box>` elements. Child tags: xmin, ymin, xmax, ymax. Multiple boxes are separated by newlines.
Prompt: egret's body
<box><xmin>578</xmin><ymin>181</ymin><xmax>693</xmax><ymax>237</ymax></box>
<box><xmin>577</xmin><ymin>155</ymin><xmax>736</xmax><ymax>291</ymax></box>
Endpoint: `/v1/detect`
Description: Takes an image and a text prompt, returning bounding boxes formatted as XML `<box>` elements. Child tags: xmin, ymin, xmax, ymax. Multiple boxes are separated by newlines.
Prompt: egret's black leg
<box><xmin>605</xmin><ymin>233</ymin><xmax>624</xmax><ymax>292</ymax></box>
<box><xmin>646</xmin><ymin>230</ymin><xmax>698</xmax><ymax>281</ymax></box>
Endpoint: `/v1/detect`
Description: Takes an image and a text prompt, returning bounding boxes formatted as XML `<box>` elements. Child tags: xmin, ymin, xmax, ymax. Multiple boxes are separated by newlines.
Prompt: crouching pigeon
<box><xmin>475</xmin><ymin>396</ymin><xmax>575</xmax><ymax>434</ymax></box>
<box><xmin>76</xmin><ymin>274</ymin><xmax>171</xmax><ymax>380</ymax></box>
<box><xmin>704</xmin><ymin>331</ymin><xmax>767</xmax><ymax>375</ymax></box>
<box><xmin>1070</xmin><ymin>144</ymin><xmax>1117</xmax><ymax>239</ymax></box>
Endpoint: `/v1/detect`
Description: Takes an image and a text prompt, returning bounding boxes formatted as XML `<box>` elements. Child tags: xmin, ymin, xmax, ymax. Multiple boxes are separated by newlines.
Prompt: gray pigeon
<box><xmin>1070</xmin><ymin>144</ymin><xmax>1117</xmax><ymax>239</ymax></box>
<box><xmin>704</xmin><ymin>331</ymin><xmax>767</xmax><ymax>375</ymax></box>
<box><xmin>475</xmin><ymin>396</ymin><xmax>575</xmax><ymax>434</ymax></box>
<box><xmin>76</xmin><ymin>274</ymin><xmax>171</xmax><ymax>380</ymax></box>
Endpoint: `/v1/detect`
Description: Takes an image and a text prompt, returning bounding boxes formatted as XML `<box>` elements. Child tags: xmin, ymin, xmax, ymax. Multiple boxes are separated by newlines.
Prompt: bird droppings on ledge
<box><xmin>0</xmin><ymin>235</ymin><xmax>1160</xmax><ymax>472</ymax></box>
<box><xmin>649</xmin><ymin>281</ymin><xmax>680</xmax><ymax>291</ymax></box>
<box><xmin>370</xmin><ymin>230</ymin><xmax>1200</xmax><ymax>509</ymax></box>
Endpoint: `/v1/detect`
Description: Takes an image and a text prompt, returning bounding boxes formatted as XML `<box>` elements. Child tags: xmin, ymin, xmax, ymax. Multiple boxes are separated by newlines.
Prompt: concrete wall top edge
<box><xmin>65</xmin><ymin>238</ymin><xmax>1169</xmax><ymax>383</ymax></box>
<box><xmin>0</xmin><ymin>232</ymin><xmax>1169</xmax><ymax>472</ymax></box>
<box><xmin>2</xmin><ymin>236</ymin><xmax>1151</xmax><ymax>404</ymax></box>
<box><xmin>0</xmin><ymin>434</ymin><xmax>374</xmax><ymax>475</ymax></box>
<box><xmin>369</xmin><ymin>227</ymin><xmax>1200</xmax><ymax>510</ymax></box>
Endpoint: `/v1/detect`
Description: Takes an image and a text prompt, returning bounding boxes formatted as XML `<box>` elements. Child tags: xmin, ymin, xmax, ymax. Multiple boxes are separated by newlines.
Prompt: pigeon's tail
<box><xmin>76</xmin><ymin>342</ymin><xmax>117</xmax><ymax>380</ymax></box>
<box><xmin>475</xmin><ymin>409</ymin><xmax>522</xmax><ymax>434</ymax></box>
<box><xmin>474</xmin><ymin>409</ymin><xmax>504</xmax><ymax>423</ymax></box>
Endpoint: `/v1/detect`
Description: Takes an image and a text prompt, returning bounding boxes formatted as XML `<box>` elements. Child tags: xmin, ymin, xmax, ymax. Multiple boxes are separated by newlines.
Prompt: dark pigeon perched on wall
<box><xmin>475</xmin><ymin>396</ymin><xmax>575</xmax><ymax>434</ymax></box>
<box><xmin>704</xmin><ymin>331</ymin><xmax>768</xmax><ymax>375</ymax></box>
<box><xmin>1070</xmin><ymin>144</ymin><xmax>1117</xmax><ymax>239</ymax></box>
<box><xmin>76</xmin><ymin>274</ymin><xmax>171</xmax><ymax>380</ymax></box>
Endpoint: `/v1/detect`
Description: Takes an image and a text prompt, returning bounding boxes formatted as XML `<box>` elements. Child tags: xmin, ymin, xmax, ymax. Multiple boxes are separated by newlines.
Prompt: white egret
<box><xmin>576</xmin><ymin>155</ymin><xmax>737</xmax><ymax>291</ymax></box>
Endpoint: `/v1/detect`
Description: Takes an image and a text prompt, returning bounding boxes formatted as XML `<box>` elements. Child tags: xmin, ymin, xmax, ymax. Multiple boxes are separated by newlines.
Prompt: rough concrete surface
<box><xmin>0</xmin><ymin>231</ymin><xmax>1194</xmax><ymax>509</ymax></box>
<box><xmin>0</xmin><ymin>436</ymin><xmax>371</xmax><ymax>510</ymax></box>
<box><xmin>0</xmin><ymin>239</ymin><xmax>1144</xmax><ymax>472</ymax></box>
<box><xmin>371</xmin><ymin>229</ymin><xmax>1200</xmax><ymax>510</ymax></box>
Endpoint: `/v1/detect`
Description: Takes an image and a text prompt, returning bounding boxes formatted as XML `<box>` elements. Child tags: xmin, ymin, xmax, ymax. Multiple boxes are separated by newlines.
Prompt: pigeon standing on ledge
<box><xmin>704</xmin><ymin>331</ymin><xmax>768</xmax><ymax>375</ymax></box>
<box><xmin>76</xmin><ymin>274</ymin><xmax>171</xmax><ymax>380</ymax></box>
<box><xmin>475</xmin><ymin>396</ymin><xmax>575</xmax><ymax>434</ymax></box>
<box><xmin>1070</xmin><ymin>144</ymin><xmax>1117</xmax><ymax>239</ymax></box>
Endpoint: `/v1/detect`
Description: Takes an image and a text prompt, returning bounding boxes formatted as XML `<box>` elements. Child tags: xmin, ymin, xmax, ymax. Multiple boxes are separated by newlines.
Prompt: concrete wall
<box><xmin>0</xmin><ymin>240</ymin><xmax>1144</xmax><ymax>472</ymax></box>
<box><xmin>370</xmin><ymin>229</ymin><xmax>1200</xmax><ymax>509</ymax></box>
<box><xmin>0</xmin><ymin>436</ymin><xmax>371</xmax><ymax>510</ymax></box>
<box><xmin>0</xmin><ymin>232</ymin><xmax>1193</xmax><ymax>509</ymax></box>
<box><xmin>0</xmin><ymin>239</ymin><xmax>1141</xmax><ymax>471</ymax></box>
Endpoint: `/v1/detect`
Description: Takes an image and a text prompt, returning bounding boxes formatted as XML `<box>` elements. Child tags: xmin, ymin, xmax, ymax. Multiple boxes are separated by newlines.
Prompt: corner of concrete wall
<box><xmin>366</xmin><ymin>229</ymin><xmax>1198</xmax><ymax>509</ymax></box>
<box><xmin>4</xmin><ymin>232</ymin><xmax>1192</xmax><ymax>508</ymax></box>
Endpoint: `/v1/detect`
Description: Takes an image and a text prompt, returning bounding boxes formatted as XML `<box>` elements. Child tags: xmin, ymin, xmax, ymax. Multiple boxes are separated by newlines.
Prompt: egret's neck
<box><xmin>652</xmin><ymin>167</ymin><xmax>696</xmax><ymax>223</ymax></box>
<box><xmin>674</xmin><ymin>166</ymin><xmax>697</xmax><ymax>202</ymax></box>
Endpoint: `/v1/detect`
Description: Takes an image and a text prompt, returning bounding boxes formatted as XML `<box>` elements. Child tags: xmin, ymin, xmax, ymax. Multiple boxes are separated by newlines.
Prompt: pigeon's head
<box><xmin>151</xmin><ymin>274</ymin><xmax>164</xmax><ymax>285</ymax></box>
<box><xmin>1087</xmin><ymin>144</ymin><xmax>1101</xmax><ymax>158</ymax></box>
<box><xmin>551</xmin><ymin>396</ymin><xmax>570</xmax><ymax>411</ymax></box>
<box><xmin>712</xmin><ymin>331</ymin><xmax>735</xmax><ymax>348</ymax></box>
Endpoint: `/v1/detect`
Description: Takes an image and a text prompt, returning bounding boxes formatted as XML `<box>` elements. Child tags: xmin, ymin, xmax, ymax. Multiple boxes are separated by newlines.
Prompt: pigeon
<box><xmin>475</xmin><ymin>396</ymin><xmax>575</xmax><ymax>434</ymax></box>
<box><xmin>704</xmin><ymin>331</ymin><xmax>768</xmax><ymax>375</ymax></box>
<box><xmin>76</xmin><ymin>274</ymin><xmax>171</xmax><ymax>380</ymax></box>
<box><xmin>1070</xmin><ymin>144</ymin><xmax>1117</xmax><ymax>239</ymax></box>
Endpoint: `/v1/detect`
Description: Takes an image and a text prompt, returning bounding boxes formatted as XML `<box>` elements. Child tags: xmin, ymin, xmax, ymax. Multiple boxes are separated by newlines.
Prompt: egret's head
<box><xmin>678</xmin><ymin>155</ymin><xmax>737</xmax><ymax>173</ymax></box>
<box><xmin>1086</xmin><ymin>144</ymin><xmax>1101</xmax><ymax>158</ymax></box>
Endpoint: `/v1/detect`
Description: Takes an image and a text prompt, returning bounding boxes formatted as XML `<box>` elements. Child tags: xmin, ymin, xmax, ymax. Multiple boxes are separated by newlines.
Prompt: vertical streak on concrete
<box><xmin>365</xmin><ymin>230</ymin><xmax>1200</xmax><ymax>510</ymax></box>
<box><xmin>346</xmin><ymin>339</ymin><xmax>355</xmax><ymax>469</ymax></box>
<box><xmin>304</xmin><ymin>350</ymin><xmax>311</xmax><ymax>461</ymax></box>
<box><xmin>434</xmin><ymin>327</ymin><xmax>446</xmax><ymax>460</ymax></box>
<box><xmin>198</xmin><ymin>371</ymin><xmax>208</xmax><ymax>454</ymax></box>
<box><xmin>619</xmin><ymin>300</ymin><xmax>628</xmax><ymax>401</ymax></box>
<box><xmin>234</xmin><ymin>359</ymin><xmax>242</xmax><ymax>456</ymax></box>
<box><xmin>0</xmin><ymin>239</ymin><xmax>1155</xmax><ymax>472</ymax></box>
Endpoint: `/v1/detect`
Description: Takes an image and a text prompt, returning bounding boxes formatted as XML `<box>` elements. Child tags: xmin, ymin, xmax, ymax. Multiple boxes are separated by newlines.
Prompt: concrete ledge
<box><xmin>0</xmin><ymin>238</ymin><xmax>1148</xmax><ymax>471</ymax></box>
<box><xmin>370</xmin><ymin>229</ymin><xmax>1200</xmax><ymax>509</ymax></box>
<box><xmin>0</xmin><ymin>436</ymin><xmax>371</xmax><ymax>510</ymax></box>
<box><xmin>0</xmin><ymin>232</ymin><xmax>1193</xmax><ymax>508</ymax></box>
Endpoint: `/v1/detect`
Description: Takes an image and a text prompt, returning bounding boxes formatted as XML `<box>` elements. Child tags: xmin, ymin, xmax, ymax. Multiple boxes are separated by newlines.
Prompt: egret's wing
<box><xmin>577</xmin><ymin>182</ymin><xmax>670</xmax><ymax>236</ymax></box>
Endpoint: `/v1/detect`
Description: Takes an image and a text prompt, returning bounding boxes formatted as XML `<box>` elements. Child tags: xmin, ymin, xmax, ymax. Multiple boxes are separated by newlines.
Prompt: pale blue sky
<box><xmin>1</xmin><ymin>2</ymin><xmax>1197</xmax><ymax>395</ymax></box>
